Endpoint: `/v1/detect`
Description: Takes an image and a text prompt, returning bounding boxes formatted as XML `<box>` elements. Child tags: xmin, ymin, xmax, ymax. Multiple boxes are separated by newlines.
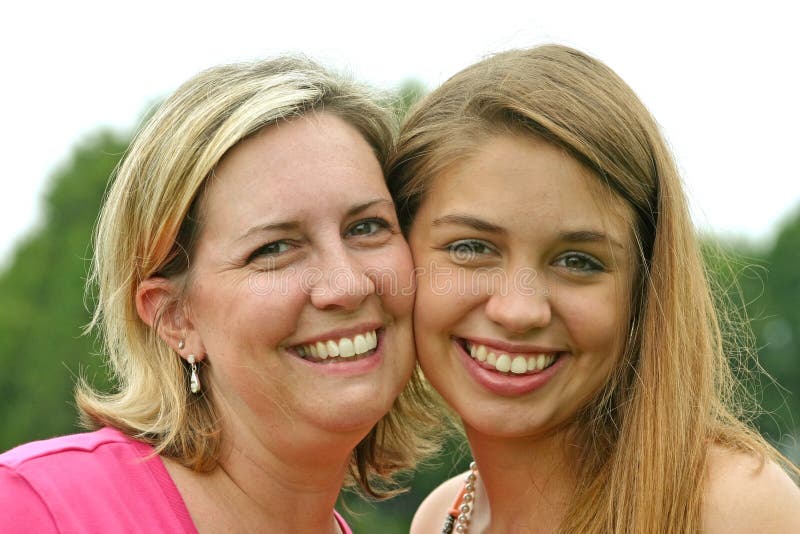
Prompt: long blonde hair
<box><xmin>78</xmin><ymin>56</ymin><xmax>437</xmax><ymax>497</ymax></box>
<box><xmin>388</xmin><ymin>44</ymin><xmax>795</xmax><ymax>531</ymax></box>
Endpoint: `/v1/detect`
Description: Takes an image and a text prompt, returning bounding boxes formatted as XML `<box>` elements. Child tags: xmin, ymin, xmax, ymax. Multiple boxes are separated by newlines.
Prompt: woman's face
<box><xmin>409</xmin><ymin>133</ymin><xmax>634</xmax><ymax>439</ymax></box>
<box><xmin>184</xmin><ymin>113</ymin><xmax>415</xmax><ymax>444</ymax></box>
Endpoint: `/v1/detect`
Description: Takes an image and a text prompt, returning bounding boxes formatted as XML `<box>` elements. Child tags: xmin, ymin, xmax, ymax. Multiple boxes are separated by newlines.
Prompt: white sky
<box><xmin>1</xmin><ymin>1</ymin><xmax>798</xmax><ymax>265</ymax></box>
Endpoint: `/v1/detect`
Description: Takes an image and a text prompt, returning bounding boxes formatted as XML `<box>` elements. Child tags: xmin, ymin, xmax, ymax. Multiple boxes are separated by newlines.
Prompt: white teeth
<box><xmin>495</xmin><ymin>354</ymin><xmax>511</xmax><ymax>372</ymax></box>
<box><xmin>354</xmin><ymin>334</ymin><xmax>368</xmax><ymax>355</ymax></box>
<box><xmin>298</xmin><ymin>330</ymin><xmax>378</xmax><ymax>360</ymax></box>
<box><xmin>338</xmin><ymin>338</ymin><xmax>356</xmax><ymax>358</ymax></box>
<box><xmin>466</xmin><ymin>342</ymin><xmax>558</xmax><ymax>374</ymax></box>
<box><xmin>510</xmin><ymin>356</ymin><xmax>527</xmax><ymax>374</ymax></box>
<box><xmin>325</xmin><ymin>340</ymin><xmax>340</xmax><ymax>357</ymax></box>
<box><xmin>368</xmin><ymin>331</ymin><xmax>378</xmax><ymax>349</ymax></box>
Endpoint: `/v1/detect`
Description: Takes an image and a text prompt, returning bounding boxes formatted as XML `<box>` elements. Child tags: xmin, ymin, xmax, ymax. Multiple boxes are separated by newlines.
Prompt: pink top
<box><xmin>0</xmin><ymin>427</ymin><xmax>352</xmax><ymax>533</ymax></box>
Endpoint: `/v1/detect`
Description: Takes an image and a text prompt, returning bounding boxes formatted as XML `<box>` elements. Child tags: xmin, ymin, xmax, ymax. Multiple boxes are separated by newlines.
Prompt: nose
<box><xmin>307</xmin><ymin>244</ymin><xmax>375</xmax><ymax>311</ymax></box>
<box><xmin>484</xmin><ymin>268</ymin><xmax>551</xmax><ymax>334</ymax></box>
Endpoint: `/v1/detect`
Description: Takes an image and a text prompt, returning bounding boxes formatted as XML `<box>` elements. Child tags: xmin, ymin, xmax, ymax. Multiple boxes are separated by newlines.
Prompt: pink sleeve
<box><xmin>0</xmin><ymin>466</ymin><xmax>58</xmax><ymax>533</ymax></box>
<box><xmin>334</xmin><ymin>510</ymin><xmax>354</xmax><ymax>534</ymax></box>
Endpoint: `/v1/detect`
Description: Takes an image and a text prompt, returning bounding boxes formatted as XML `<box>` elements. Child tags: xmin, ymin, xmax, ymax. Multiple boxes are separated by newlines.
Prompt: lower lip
<box><xmin>293</xmin><ymin>332</ymin><xmax>384</xmax><ymax>376</ymax></box>
<box><xmin>455</xmin><ymin>339</ymin><xmax>567</xmax><ymax>396</ymax></box>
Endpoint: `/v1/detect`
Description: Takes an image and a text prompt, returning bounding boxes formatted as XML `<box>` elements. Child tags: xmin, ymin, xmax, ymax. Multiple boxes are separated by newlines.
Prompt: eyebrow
<box><xmin>559</xmin><ymin>230</ymin><xmax>626</xmax><ymax>250</ymax></box>
<box><xmin>346</xmin><ymin>198</ymin><xmax>394</xmax><ymax>218</ymax></box>
<box><xmin>431</xmin><ymin>214</ymin><xmax>626</xmax><ymax>250</ymax></box>
<box><xmin>236</xmin><ymin>198</ymin><xmax>394</xmax><ymax>242</ymax></box>
<box><xmin>431</xmin><ymin>214</ymin><xmax>506</xmax><ymax>234</ymax></box>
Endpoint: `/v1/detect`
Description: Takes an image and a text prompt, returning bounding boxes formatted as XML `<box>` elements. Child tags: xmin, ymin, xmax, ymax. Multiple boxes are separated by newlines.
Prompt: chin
<box><xmin>318</xmin><ymin>386</ymin><xmax>398</xmax><ymax>433</ymax></box>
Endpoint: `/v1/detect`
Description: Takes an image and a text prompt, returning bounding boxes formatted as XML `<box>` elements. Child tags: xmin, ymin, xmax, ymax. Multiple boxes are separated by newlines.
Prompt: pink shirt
<box><xmin>0</xmin><ymin>427</ymin><xmax>353</xmax><ymax>533</ymax></box>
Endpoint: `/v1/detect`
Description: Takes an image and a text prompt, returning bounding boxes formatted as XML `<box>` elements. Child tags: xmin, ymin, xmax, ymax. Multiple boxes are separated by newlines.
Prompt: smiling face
<box><xmin>409</xmin><ymin>133</ymin><xmax>635</xmax><ymax>439</ymax></box>
<box><xmin>182</xmin><ymin>113</ymin><xmax>415</xmax><ymax>447</ymax></box>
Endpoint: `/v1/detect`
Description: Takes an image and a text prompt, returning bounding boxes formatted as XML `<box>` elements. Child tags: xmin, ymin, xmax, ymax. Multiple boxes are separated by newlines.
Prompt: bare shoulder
<box><xmin>410</xmin><ymin>472</ymin><xmax>467</xmax><ymax>534</ymax></box>
<box><xmin>703</xmin><ymin>445</ymin><xmax>800</xmax><ymax>533</ymax></box>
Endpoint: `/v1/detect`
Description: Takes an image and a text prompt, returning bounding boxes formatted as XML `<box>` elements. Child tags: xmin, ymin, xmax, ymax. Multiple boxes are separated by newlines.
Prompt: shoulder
<box><xmin>0</xmin><ymin>427</ymin><xmax>139</xmax><ymax>469</ymax></box>
<box><xmin>703</xmin><ymin>445</ymin><xmax>800</xmax><ymax>533</ymax></box>
<box><xmin>410</xmin><ymin>472</ymin><xmax>468</xmax><ymax>534</ymax></box>
<box><xmin>0</xmin><ymin>429</ymin><xmax>191</xmax><ymax>531</ymax></box>
<box><xmin>0</xmin><ymin>428</ymin><xmax>141</xmax><ymax>533</ymax></box>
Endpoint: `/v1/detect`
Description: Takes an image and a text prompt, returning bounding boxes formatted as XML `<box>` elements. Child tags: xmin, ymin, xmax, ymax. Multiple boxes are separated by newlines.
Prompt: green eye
<box><xmin>347</xmin><ymin>218</ymin><xmax>390</xmax><ymax>237</ymax></box>
<box><xmin>554</xmin><ymin>252</ymin><xmax>604</xmax><ymax>272</ymax></box>
<box><xmin>446</xmin><ymin>240</ymin><xmax>495</xmax><ymax>262</ymax></box>
<box><xmin>248</xmin><ymin>241</ymin><xmax>290</xmax><ymax>263</ymax></box>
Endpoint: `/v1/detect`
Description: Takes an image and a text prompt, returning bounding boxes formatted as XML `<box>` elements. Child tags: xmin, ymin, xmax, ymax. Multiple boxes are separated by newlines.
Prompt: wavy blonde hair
<box><xmin>78</xmin><ymin>56</ymin><xmax>437</xmax><ymax>498</ymax></box>
<box><xmin>388</xmin><ymin>44</ymin><xmax>797</xmax><ymax>531</ymax></box>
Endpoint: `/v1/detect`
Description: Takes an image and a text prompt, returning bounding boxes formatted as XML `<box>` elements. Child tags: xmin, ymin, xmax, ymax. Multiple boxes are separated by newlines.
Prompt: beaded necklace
<box><xmin>442</xmin><ymin>461</ymin><xmax>478</xmax><ymax>533</ymax></box>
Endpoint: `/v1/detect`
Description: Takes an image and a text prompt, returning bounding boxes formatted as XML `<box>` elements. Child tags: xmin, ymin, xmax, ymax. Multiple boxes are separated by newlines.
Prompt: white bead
<box><xmin>190</xmin><ymin>371</ymin><xmax>201</xmax><ymax>393</ymax></box>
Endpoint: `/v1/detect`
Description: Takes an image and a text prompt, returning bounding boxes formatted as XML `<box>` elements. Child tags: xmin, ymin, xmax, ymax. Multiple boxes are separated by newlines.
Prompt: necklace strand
<box><xmin>452</xmin><ymin>461</ymin><xmax>478</xmax><ymax>533</ymax></box>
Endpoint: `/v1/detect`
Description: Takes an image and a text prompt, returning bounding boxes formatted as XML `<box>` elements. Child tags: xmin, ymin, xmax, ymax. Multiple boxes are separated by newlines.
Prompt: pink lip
<box><xmin>454</xmin><ymin>338</ymin><xmax>568</xmax><ymax>396</ymax></box>
<box><xmin>292</xmin><ymin>330</ymin><xmax>384</xmax><ymax>377</ymax></box>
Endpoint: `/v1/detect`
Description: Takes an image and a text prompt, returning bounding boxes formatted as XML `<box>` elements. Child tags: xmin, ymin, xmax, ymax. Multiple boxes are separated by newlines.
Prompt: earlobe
<box><xmin>135</xmin><ymin>276</ymin><xmax>188</xmax><ymax>352</ymax></box>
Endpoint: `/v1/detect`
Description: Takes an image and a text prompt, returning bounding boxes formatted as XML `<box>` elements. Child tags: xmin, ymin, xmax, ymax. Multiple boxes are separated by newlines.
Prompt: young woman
<box><xmin>389</xmin><ymin>45</ymin><xmax>800</xmax><ymax>533</ymax></box>
<box><xmin>0</xmin><ymin>57</ymin><xmax>435</xmax><ymax>532</ymax></box>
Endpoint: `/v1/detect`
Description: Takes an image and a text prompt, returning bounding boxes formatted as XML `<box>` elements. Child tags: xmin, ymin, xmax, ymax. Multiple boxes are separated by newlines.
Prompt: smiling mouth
<box><xmin>293</xmin><ymin>329</ymin><xmax>380</xmax><ymax>363</ymax></box>
<box><xmin>458</xmin><ymin>338</ymin><xmax>561</xmax><ymax>375</ymax></box>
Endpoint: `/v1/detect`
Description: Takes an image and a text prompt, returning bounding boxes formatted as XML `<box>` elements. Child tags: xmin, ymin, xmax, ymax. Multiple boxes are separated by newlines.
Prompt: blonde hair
<box><xmin>78</xmin><ymin>56</ymin><xmax>437</xmax><ymax>497</ymax></box>
<box><xmin>388</xmin><ymin>45</ymin><xmax>797</xmax><ymax>531</ymax></box>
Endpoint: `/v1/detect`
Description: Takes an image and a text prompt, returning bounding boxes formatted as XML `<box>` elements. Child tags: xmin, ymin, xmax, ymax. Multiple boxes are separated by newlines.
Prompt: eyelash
<box><xmin>247</xmin><ymin>218</ymin><xmax>392</xmax><ymax>264</ymax></box>
<box><xmin>247</xmin><ymin>241</ymin><xmax>292</xmax><ymax>263</ymax></box>
<box><xmin>442</xmin><ymin>241</ymin><xmax>606</xmax><ymax>275</ymax></box>
<box><xmin>445</xmin><ymin>239</ymin><xmax>496</xmax><ymax>262</ymax></box>
<box><xmin>553</xmin><ymin>252</ymin><xmax>605</xmax><ymax>273</ymax></box>
<box><xmin>346</xmin><ymin>218</ymin><xmax>391</xmax><ymax>237</ymax></box>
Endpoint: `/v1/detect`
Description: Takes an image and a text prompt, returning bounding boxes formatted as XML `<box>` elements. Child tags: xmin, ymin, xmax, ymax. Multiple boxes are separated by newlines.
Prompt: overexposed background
<box><xmin>1</xmin><ymin>0</ymin><xmax>798</xmax><ymax>264</ymax></box>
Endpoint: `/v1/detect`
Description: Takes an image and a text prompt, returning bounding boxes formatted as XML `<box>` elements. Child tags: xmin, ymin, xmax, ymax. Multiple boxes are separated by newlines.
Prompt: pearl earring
<box><xmin>188</xmin><ymin>354</ymin><xmax>201</xmax><ymax>394</ymax></box>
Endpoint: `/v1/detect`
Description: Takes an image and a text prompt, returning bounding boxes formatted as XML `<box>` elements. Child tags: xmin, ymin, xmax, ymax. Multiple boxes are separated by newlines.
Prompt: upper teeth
<box><xmin>296</xmin><ymin>330</ymin><xmax>378</xmax><ymax>360</ymax></box>
<box><xmin>467</xmin><ymin>342</ymin><xmax>556</xmax><ymax>374</ymax></box>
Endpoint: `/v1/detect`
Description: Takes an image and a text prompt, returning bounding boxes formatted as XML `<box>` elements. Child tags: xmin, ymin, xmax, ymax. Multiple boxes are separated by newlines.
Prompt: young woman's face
<box><xmin>409</xmin><ymin>133</ymin><xmax>635</xmax><ymax>439</ymax></box>
<box><xmin>184</xmin><ymin>113</ymin><xmax>415</xmax><ymax>446</ymax></box>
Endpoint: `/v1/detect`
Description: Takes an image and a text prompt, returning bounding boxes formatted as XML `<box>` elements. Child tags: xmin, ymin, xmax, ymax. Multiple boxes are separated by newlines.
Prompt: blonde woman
<box><xmin>0</xmin><ymin>57</ymin><xmax>435</xmax><ymax>532</ymax></box>
<box><xmin>388</xmin><ymin>45</ymin><xmax>800</xmax><ymax>533</ymax></box>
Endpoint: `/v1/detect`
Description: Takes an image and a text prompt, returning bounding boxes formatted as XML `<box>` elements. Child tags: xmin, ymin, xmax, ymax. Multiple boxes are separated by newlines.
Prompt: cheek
<box><xmin>412</xmin><ymin>261</ymin><xmax>483</xmax><ymax>349</ymax></box>
<box><xmin>369</xmin><ymin>241</ymin><xmax>416</xmax><ymax>318</ymax></box>
<box><xmin>558</xmin><ymin>285</ymin><xmax>628</xmax><ymax>359</ymax></box>
<box><xmin>202</xmin><ymin>273</ymin><xmax>309</xmax><ymax>351</ymax></box>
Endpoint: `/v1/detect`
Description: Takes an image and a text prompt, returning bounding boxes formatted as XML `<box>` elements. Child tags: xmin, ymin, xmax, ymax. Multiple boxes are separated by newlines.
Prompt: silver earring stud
<box><xmin>178</xmin><ymin>340</ymin><xmax>185</xmax><ymax>350</ymax></box>
<box><xmin>188</xmin><ymin>354</ymin><xmax>201</xmax><ymax>394</ymax></box>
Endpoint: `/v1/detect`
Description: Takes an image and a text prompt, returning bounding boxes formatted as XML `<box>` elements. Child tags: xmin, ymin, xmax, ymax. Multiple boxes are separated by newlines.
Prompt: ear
<box><xmin>135</xmin><ymin>276</ymin><xmax>205</xmax><ymax>361</ymax></box>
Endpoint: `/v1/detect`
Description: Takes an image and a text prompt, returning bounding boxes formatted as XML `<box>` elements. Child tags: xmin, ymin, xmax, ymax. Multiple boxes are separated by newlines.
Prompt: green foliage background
<box><xmin>0</xmin><ymin>83</ymin><xmax>798</xmax><ymax>531</ymax></box>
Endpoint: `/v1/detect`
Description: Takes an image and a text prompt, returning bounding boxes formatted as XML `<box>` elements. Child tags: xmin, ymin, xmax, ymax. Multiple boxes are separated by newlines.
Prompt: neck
<box><xmin>465</xmin><ymin>424</ymin><xmax>580</xmax><ymax>533</ymax></box>
<box><xmin>172</xmin><ymin>409</ymin><xmax>366</xmax><ymax>533</ymax></box>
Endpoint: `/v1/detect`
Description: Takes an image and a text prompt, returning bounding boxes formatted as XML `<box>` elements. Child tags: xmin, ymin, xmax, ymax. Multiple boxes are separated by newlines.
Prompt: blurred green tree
<box><xmin>0</xmin><ymin>130</ymin><xmax>127</xmax><ymax>450</ymax></box>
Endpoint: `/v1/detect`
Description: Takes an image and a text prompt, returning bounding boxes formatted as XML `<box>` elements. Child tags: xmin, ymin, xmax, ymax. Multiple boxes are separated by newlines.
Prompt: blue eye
<box><xmin>347</xmin><ymin>219</ymin><xmax>389</xmax><ymax>237</ymax></box>
<box><xmin>554</xmin><ymin>252</ymin><xmax>605</xmax><ymax>273</ymax></box>
<box><xmin>446</xmin><ymin>239</ymin><xmax>495</xmax><ymax>263</ymax></box>
<box><xmin>248</xmin><ymin>241</ymin><xmax>290</xmax><ymax>262</ymax></box>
